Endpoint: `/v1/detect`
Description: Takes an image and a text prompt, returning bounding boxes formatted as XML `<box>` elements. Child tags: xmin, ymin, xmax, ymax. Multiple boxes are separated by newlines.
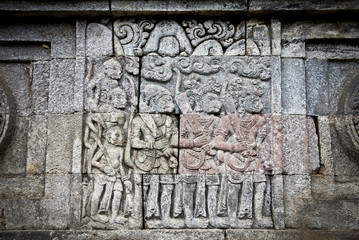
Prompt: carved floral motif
<box><xmin>0</xmin><ymin>80</ymin><xmax>14</xmax><ymax>151</ymax></box>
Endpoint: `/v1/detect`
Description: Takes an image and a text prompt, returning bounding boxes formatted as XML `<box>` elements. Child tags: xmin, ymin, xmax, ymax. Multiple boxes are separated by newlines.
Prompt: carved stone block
<box><xmin>143</xmin><ymin>174</ymin><xmax>274</xmax><ymax>229</ymax></box>
<box><xmin>179</xmin><ymin>114</ymin><xmax>280</xmax><ymax>175</ymax></box>
<box><xmin>82</xmin><ymin>112</ymin><xmax>142</xmax><ymax>229</ymax></box>
<box><xmin>84</xmin><ymin>57</ymin><xmax>139</xmax><ymax>113</ymax></box>
<box><xmin>140</xmin><ymin>56</ymin><xmax>271</xmax><ymax>114</ymax></box>
<box><xmin>82</xmin><ymin>112</ymin><xmax>179</xmax><ymax>229</ymax></box>
<box><xmin>114</xmin><ymin>19</ymin><xmax>246</xmax><ymax>57</ymax></box>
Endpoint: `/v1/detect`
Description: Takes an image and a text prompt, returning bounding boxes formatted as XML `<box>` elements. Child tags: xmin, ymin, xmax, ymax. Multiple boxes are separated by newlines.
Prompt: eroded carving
<box><xmin>114</xmin><ymin>19</ymin><xmax>156</xmax><ymax>56</ymax></box>
<box><xmin>0</xmin><ymin>80</ymin><xmax>15</xmax><ymax>152</ymax></box>
<box><xmin>130</xmin><ymin>114</ymin><xmax>178</xmax><ymax>174</ymax></box>
<box><xmin>144</xmin><ymin>174</ymin><xmax>273</xmax><ymax>229</ymax></box>
<box><xmin>246</xmin><ymin>20</ymin><xmax>271</xmax><ymax>56</ymax></box>
<box><xmin>140</xmin><ymin>56</ymin><xmax>271</xmax><ymax>114</ymax></box>
<box><xmin>82</xmin><ymin>112</ymin><xmax>142</xmax><ymax>229</ymax></box>
<box><xmin>183</xmin><ymin>20</ymin><xmax>246</xmax><ymax>56</ymax></box>
<box><xmin>85</xmin><ymin>57</ymin><xmax>138</xmax><ymax>113</ymax></box>
<box><xmin>179</xmin><ymin>114</ymin><xmax>273</xmax><ymax>174</ymax></box>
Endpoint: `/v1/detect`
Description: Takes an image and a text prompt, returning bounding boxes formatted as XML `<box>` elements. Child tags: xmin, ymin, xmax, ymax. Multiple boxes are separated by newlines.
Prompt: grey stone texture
<box><xmin>0</xmin><ymin>3</ymin><xmax>359</xmax><ymax>238</ymax></box>
<box><xmin>281</xmin><ymin>58</ymin><xmax>306</xmax><ymax>115</ymax></box>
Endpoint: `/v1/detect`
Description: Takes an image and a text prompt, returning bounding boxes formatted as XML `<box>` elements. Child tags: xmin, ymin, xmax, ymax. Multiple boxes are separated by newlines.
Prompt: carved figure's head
<box><xmin>201</xmin><ymin>92</ymin><xmax>222</xmax><ymax>113</ymax></box>
<box><xmin>103</xmin><ymin>59</ymin><xmax>123</xmax><ymax>80</ymax></box>
<box><xmin>110</xmin><ymin>87</ymin><xmax>127</xmax><ymax>109</ymax></box>
<box><xmin>143</xmin><ymin>85</ymin><xmax>175</xmax><ymax>112</ymax></box>
<box><xmin>105</xmin><ymin>126</ymin><xmax>126</xmax><ymax>146</ymax></box>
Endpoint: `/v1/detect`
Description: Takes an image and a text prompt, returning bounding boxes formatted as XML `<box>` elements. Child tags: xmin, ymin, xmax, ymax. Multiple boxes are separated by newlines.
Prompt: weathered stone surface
<box><xmin>46</xmin><ymin>114</ymin><xmax>82</xmax><ymax>174</ymax></box>
<box><xmin>0</xmin><ymin>117</ymin><xmax>28</xmax><ymax>175</ymax></box>
<box><xmin>282</xmin><ymin>21</ymin><xmax>359</xmax><ymax>57</ymax></box>
<box><xmin>0</xmin><ymin>43</ymin><xmax>51</xmax><ymax>61</ymax></box>
<box><xmin>0</xmin><ymin>1</ymin><xmax>110</xmax><ymax>17</ymax></box>
<box><xmin>140</xmin><ymin>56</ymin><xmax>271</xmax><ymax>114</ymax></box>
<box><xmin>85</xmin><ymin>57</ymin><xmax>139</xmax><ymax>113</ymax></box>
<box><xmin>305</xmin><ymin>59</ymin><xmax>329</xmax><ymax>116</ymax></box>
<box><xmin>82</xmin><ymin>112</ymin><xmax>142</xmax><ymax>229</ymax></box>
<box><xmin>179</xmin><ymin>114</ymin><xmax>276</xmax><ymax>175</ymax></box>
<box><xmin>32</xmin><ymin>61</ymin><xmax>50</xmax><ymax>115</ymax></box>
<box><xmin>282</xmin><ymin>115</ymin><xmax>320</xmax><ymax>175</ymax></box>
<box><xmin>271</xmin><ymin>56</ymin><xmax>281</xmax><ymax>113</ymax></box>
<box><xmin>246</xmin><ymin>20</ymin><xmax>270</xmax><ymax>56</ymax></box>
<box><xmin>271</xmin><ymin>19</ymin><xmax>281</xmax><ymax>56</ymax></box>
<box><xmin>0</xmin><ymin>22</ymin><xmax>76</xmax><ymax>59</ymax></box>
<box><xmin>226</xmin><ymin>229</ymin><xmax>359</xmax><ymax>240</ymax></box>
<box><xmin>86</xmin><ymin>22</ymin><xmax>113</xmax><ymax>58</ymax></box>
<box><xmin>271</xmin><ymin>175</ymin><xmax>285</xmax><ymax>230</ymax></box>
<box><xmin>51</xmin><ymin>229</ymin><xmax>225</xmax><ymax>240</ymax></box>
<box><xmin>281</xmin><ymin>58</ymin><xmax>306</xmax><ymax>114</ymax></box>
<box><xmin>249</xmin><ymin>0</ymin><xmax>359</xmax><ymax>12</ymax></box>
<box><xmin>144</xmin><ymin>174</ymin><xmax>273</xmax><ymax>229</ymax></box>
<box><xmin>48</xmin><ymin>60</ymin><xmax>76</xmax><ymax>114</ymax></box>
<box><xmin>318</xmin><ymin>116</ymin><xmax>333</xmax><ymax>175</ymax></box>
<box><xmin>284</xmin><ymin>175</ymin><xmax>359</xmax><ymax>230</ymax></box>
<box><xmin>331</xmin><ymin>115</ymin><xmax>359</xmax><ymax>176</ymax></box>
<box><xmin>0</xmin><ymin>63</ymin><xmax>31</xmax><ymax>116</ymax></box>
<box><xmin>306</xmin><ymin>40</ymin><xmax>359</xmax><ymax>60</ymax></box>
<box><xmin>112</xmin><ymin>1</ymin><xmax>247</xmax><ymax>17</ymax></box>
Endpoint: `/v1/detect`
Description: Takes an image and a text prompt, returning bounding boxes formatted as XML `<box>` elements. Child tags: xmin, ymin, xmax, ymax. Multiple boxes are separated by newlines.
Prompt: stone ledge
<box><xmin>1</xmin><ymin>229</ymin><xmax>359</xmax><ymax>240</ymax></box>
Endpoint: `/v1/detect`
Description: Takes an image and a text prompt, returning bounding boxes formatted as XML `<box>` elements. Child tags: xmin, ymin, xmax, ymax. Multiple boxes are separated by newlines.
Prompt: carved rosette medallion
<box><xmin>0</xmin><ymin>80</ymin><xmax>15</xmax><ymax>151</ymax></box>
<box><xmin>336</xmin><ymin>73</ymin><xmax>359</xmax><ymax>160</ymax></box>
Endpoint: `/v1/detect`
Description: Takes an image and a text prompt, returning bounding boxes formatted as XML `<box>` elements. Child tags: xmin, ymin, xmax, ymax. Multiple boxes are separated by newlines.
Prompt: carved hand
<box><xmin>193</xmin><ymin>135</ymin><xmax>208</xmax><ymax>147</ymax></box>
<box><xmin>154</xmin><ymin>138</ymin><xmax>169</xmax><ymax>150</ymax></box>
<box><xmin>103</xmin><ymin>166</ymin><xmax>116</xmax><ymax>176</ymax></box>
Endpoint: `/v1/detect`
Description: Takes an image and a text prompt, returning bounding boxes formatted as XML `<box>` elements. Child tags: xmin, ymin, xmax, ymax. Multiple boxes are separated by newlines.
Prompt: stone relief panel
<box><xmin>82</xmin><ymin>112</ymin><xmax>142</xmax><ymax>229</ymax></box>
<box><xmin>143</xmin><ymin>174</ymin><xmax>273</xmax><ymax>229</ymax></box>
<box><xmin>139</xmin><ymin>56</ymin><xmax>271</xmax><ymax>114</ymax></box>
<box><xmin>179</xmin><ymin>114</ymin><xmax>277</xmax><ymax>175</ymax></box>
<box><xmin>85</xmin><ymin>57</ymin><xmax>139</xmax><ymax>113</ymax></box>
<box><xmin>114</xmin><ymin>19</ymin><xmax>246</xmax><ymax>57</ymax></box>
<box><xmin>246</xmin><ymin>20</ymin><xmax>271</xmax><ymax>56</ymax></box>
<box><xmin>82</xmin><ymin>112</ymin><xmax>179</xmax><ymax>229</ymax></box>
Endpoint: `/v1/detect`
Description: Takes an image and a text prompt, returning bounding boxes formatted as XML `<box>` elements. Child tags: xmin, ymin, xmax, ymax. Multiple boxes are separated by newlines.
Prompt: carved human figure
<box><xmin>87</xmin><ymin>59</ymin><xmax>135</xmax><ymax>112</ymax></box>
<box><xmin>213</xmin><ymin>114</ymin><xmax>267</xmax><ymax>173</ymax></box>
<box><xmin>174</xmin><ymin>68</ymin><xmax>223</xmax><ymax>114</ymax></box>
<box><xmin>179</xmin><ymin>114</ymin><xmax>221</xmax><ymax>174</ymax></box>
<box><xmin>131</xmin><ymin>113</ymin><xmax>179</xmax><ymax>227</ymax></box>
<box><xmin>83</xmin><ymin>112</ymin><xmax>132</xmax><ymax>225</ymax></box>
<box><xmin>141</xmin><ymin>85</ymin><xmax>176</xmax><ymax>113</ymax></box>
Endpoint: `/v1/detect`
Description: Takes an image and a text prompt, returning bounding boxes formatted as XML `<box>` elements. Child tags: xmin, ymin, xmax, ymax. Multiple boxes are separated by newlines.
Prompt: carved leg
<box><xmin>228</xmin><ymin>182</ymin><xmax>240</xmax><ymax>228</ymax></box>
<box><xmin>253</xmin><ymin>182</ymin><xmax>273</xmax><ymax>228</ymax></box>
<box><xmin>207</xmin><ymin>184</ymin><xmax>229</xmax><ymax>228</ymax></box>
<box><xmin>99</xmin><ymin>181</ymin><xmax>114</xmax><ymax>214</ymax></box>
<box><xmin>238</xmin><ymin>177</ymin><xmax>253</xmax><ymax>219</ymax></box>
<box><xmin>111</xmin><ymin>190</ymin><xmax>127</xmax><ymax>224</ymax></box>
<box><xmin>183</xmin><ymin>181</ymin><xmax>208</xmax><ymax>228</ymax></box>
<box><xmin>90</xmin><ymin>180</ymin><xmax>109</xmax><ymax>223</ymax></box>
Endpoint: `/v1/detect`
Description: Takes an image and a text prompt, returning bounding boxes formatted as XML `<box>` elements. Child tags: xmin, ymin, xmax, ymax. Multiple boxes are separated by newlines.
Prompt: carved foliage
<box><xmin>179</xmin><ymin>114</ymin><xmax>273</xmax><ymax>174</ymax></box>
<box><xmin>85</xmin><ymin>57</ymin><xmax>139</xmax><ymax>113</ymax></box>
<box><xmin>114</xmin><ymin>19</ymin><xmax>156</xmax><ymax>56</ymax></box>
<box><xmin>144</xmin><ymin>174</ymin><xmax>273</xmax><ymax>229</ymax></box>
<box><xmin>140</xmin><ymin>56</ymin><xmax>271</xmax><ymax>114</ymax></box>
<box><xmin>114</xmin><ymin>19</ymin><xmax>246</xmax><ymax>56</ymax></box>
